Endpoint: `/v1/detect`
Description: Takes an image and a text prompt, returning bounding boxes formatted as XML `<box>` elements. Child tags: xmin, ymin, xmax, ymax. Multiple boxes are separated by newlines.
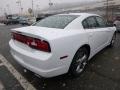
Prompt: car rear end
<box><xmin>9</xmin><ymin>26</ymin><xmax>73</xmax><ymax>78</ymax></box>
<box><xmin>9</xmin><ymin>14</ymin><xmax>80</xmax><ymax>77</ymax></box>
<box><xmin>10</xmin><ymin>32</ymin><xmax>64</xmax><ymax>78</ymax></box>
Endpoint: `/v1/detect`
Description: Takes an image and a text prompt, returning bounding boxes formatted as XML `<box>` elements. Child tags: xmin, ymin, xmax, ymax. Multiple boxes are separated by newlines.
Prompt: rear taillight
<box><xmin>12</xmin><ymin>32</ymin><xmax>51</xmax><ymax>52</ymax></box>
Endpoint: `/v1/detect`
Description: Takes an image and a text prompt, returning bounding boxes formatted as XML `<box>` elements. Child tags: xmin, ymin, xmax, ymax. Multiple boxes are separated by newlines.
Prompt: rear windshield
<box><xmin>33</xmin><ymin>15</ymin><xmax>78</xmax><ymax>29</ymax></box>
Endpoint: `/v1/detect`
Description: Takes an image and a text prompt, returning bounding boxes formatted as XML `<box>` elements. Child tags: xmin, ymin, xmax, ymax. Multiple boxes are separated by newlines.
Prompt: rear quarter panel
<box><xmin>49</xmin><ymin>32</ymin><xmax>89</xmax><ymax>71</ymax></box>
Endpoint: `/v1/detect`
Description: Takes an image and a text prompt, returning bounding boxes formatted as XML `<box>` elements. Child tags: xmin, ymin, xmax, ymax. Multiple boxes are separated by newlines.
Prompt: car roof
<box><xmin>59</xmin><ymin>13</ymin><xmax>99</xmax><ymax>18</ymax></box>
<box><xmin>58</xmin><ymin>13</ymin><xmax>100</xmax><ymax>29</ymax></box>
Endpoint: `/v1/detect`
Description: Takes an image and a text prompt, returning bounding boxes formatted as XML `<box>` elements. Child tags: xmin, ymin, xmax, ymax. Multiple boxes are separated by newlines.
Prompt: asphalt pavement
<box><xmin>0</xmin><ymin>25</ymin><xmax>120</xmax><ymax>90</ymax></box>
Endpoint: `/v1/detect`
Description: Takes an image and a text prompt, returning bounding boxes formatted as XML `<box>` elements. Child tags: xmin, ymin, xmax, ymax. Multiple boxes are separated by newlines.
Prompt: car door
<box><xmin>82</xmin><ymin>16</ymin><xmax>108</xmax><ymax>54</ymax></box>
<box><xmin>95</xmin><ymin>16</ymin><xmax>112</xmax><ymax>44</ymax></box>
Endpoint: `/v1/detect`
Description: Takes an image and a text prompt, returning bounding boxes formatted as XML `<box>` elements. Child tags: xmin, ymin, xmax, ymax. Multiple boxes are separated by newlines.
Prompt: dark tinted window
<box><xmin>95</xmin><ymin>17</ymin><xmax>106</xmax><ymax>27</ymax></box>
<box><xmin>82</xmin><ymin>20</ymin><xmax>89</xmax><ymax>29</ymax></box>
<box><xmin>33</xmin><ymin>15</ymin><xmax>78</xmax><ymax>29</ymax></box>
<box><xmin>87</xmin><ymin>17</ymin><xmax>98</xmax><ymax>29</ymax></box>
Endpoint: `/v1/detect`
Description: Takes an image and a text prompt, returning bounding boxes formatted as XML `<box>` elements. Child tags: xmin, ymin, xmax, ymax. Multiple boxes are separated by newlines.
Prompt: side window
<box><xmin>95</xmin><ymin>17</ymin><xmax>107</xmax><ymax>28</ymax></box>
<box><xmin>82</xmin><ymin>20</ymin><xmax>89</xmax><ymax>29</ymax></box>
<box><xmin>82</xmin><ymin>16</ymin><xmax>98</xmax><ymax>29</ymax></box>
<box><xmin>87</xmin><ymin>17</ymin><xmax>98</xmax><ymax>29</ymax></box>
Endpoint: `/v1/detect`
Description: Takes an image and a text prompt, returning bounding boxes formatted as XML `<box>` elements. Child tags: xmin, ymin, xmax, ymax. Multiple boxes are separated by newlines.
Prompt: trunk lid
<box><xmin>11</xmin><ymin>26</ymin><xmax>80</xmax><ymax>40</ymax></box>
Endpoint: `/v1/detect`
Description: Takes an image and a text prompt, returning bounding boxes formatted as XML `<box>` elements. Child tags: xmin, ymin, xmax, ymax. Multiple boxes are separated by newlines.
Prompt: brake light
<box><xmin>12</xmin><ymin>32</ymin><xmax>51</xmax><ymax>52</ymax></box>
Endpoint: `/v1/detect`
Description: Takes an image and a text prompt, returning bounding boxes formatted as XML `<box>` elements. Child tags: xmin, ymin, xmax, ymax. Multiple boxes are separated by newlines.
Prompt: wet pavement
<box><xmin>0</xmin><ymin>81</ymin><xmax>5</xmax><ymax>90</ymax></box>
<box><xmin>0</xmin><ymin>55</ymin><xmax>24</xmax><ymax>90</ymax></box>
<box><xmin>0</xmin><ymin>25</ymin><xmax>120</xmax><ymax>90</ymax></box>
<box><xmin>0</xmin><ymin>65</ymin><xmax>24</xmax><ymax>90</ymax></box>
<box><xmin>0</xmin><ymin>59</ymin><xmax>2</xmax><ymax>64</ymax></box>
<box><xmin>0</xmin><ymin>54</ymin><xmax>36</xmax><ymax>90</ymax></box>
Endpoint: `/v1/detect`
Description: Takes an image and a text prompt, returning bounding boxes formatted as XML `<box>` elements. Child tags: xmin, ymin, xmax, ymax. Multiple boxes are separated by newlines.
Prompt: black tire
<box><xmin>69</xmin><ymin>47</ymin><xmax>89</xmax><ymax>77</ymax></box>
<box><xmin>109</xmin><ymin>32</ymin><xmax>116</xmax><ymax>47</ymax></box>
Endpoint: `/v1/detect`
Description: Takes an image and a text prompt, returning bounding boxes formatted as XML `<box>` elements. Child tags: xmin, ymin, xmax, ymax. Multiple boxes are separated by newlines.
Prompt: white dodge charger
<box><xmin>9</xmin><ymin>13</ymin><xmax>116</xmax><ymax>78</ymax></box>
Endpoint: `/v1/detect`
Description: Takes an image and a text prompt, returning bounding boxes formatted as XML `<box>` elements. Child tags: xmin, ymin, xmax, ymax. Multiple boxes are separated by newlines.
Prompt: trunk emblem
<box><xmin>31</xmin><ymin>41</ymin><xmax>37</xmax><ymax>46</ymax></box>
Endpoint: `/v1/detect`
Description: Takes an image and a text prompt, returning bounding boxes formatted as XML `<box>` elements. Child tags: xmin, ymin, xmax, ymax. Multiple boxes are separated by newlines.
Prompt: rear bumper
<box><xmin>9</xmin><ymin>40</ymin><xmax>68</xmax><ymax>78</ymax></box>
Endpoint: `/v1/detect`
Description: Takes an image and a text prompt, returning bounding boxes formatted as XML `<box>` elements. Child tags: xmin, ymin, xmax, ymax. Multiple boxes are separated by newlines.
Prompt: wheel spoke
<box><xmin>76</xmin><ymin>54</ymin><xmax>87</xmax><ymax>73</ymax></box>
<box><xmin>77</xmin><ymin>55</ymin><xmax>87</xmax><ymax>63</ymax></box>
<box><xmin>76</xmin><ymin>65</ymin><xmax>80</xmax><ymax>72</ymax></box>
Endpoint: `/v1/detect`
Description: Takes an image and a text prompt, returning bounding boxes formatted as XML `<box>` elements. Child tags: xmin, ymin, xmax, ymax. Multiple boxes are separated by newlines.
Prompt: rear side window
<box><xmin>82</xmin><ymin>16</ymin><xmax>98</xmax><ymax>29</ymax></box>
<box><xmin>87</xmin><ymin>17</ymin><xmax>97</xmax><ymax>29</ymax></box>
<box><xmin>33</xmin><ymin>15</ymin><xmax>78</xmax><ymax>29</ymax></box>
<box><xmin>95</xmin><ymin>17</ymin><xmax>107</xmax><ymax>28</ymax></box>
<box><xmin>82</xmin><ymin>20</ymin><xmax>89</xmax><ymax>29</ymax></box>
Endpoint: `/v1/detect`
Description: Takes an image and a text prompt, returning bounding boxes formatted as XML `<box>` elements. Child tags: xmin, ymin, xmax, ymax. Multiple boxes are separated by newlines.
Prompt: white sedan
<box><xmin>9</xmin><ymin>13</ymin><xmax>116</xmax><ymax>78</ymax></box>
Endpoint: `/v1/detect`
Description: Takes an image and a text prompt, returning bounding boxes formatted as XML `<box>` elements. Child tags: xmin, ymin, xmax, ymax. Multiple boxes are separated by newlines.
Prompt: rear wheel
<box><xmin>69</xmin><ymin>47</ymin><xmax>89</xmax><ymax>77</ymax></box>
